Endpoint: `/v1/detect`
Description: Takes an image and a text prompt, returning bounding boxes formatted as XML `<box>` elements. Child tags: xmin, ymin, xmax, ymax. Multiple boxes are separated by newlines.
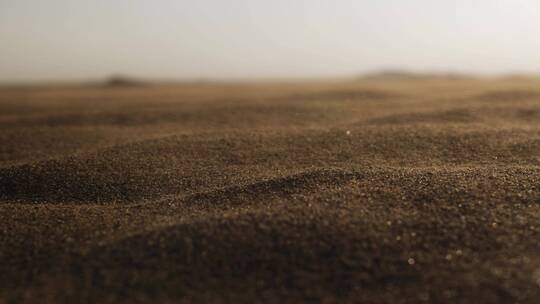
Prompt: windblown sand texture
<box><xmin>1</xmin><ymin>79</ymin><xmax>540</xmax><ymax>303</ymax></box>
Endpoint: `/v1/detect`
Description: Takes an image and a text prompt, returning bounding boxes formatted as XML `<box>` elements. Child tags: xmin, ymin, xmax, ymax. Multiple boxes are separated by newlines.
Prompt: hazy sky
<box><xmin>1</xmin><ymin>0</ymin><xmax>540</xmax><ymax>82</ymax></box>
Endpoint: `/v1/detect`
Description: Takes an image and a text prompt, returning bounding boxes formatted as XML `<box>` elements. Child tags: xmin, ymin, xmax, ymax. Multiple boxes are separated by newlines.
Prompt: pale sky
<box><xmin>1</xmin><ymin>0</ymin><xmax>540</xmax><ymax>82</ymax></box>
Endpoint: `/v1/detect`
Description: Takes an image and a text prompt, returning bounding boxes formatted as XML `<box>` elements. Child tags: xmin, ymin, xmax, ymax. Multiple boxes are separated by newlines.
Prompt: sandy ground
<box><xmin>1</xmin><ymin>78</ymin><xmax>540</xmax><ymax>303</ymax></box>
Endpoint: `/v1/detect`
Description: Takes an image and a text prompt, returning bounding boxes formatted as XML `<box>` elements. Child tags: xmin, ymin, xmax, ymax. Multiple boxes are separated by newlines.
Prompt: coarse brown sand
<box><xmin>1</xmin><ymin>79</ymin><xmax>540</xmax><ymax>303</ymax></box>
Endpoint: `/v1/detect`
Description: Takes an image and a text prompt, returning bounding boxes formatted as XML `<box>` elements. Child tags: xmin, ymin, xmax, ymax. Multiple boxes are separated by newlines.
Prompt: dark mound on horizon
<box><xmin>103</xmin><ymin>75</ymin><xmax>149</xmax><ymax>88</ymax></box>
<box><xmin>1</xmin><ymin>79</ymin><xmax>540</xmax><ymax>304</ymax></box>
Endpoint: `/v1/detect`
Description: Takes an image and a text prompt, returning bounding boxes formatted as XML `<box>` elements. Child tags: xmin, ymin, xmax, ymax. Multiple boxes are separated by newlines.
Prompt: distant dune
<box><xmin>360</xmin><ymin>69</ymin><xmax>475</xmax><ymax>80</ymax></box>
<box><xmin>1</xmin><ymin>79</ymin><xmax>540</xmax><ymax>303</ymax></box>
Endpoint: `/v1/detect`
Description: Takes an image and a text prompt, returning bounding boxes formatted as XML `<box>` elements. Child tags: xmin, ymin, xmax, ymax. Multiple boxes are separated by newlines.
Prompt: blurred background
<box><xmin>1</xmin><ymin>0</ymin><xmax>540</xmax><ymax>84</ymax></box>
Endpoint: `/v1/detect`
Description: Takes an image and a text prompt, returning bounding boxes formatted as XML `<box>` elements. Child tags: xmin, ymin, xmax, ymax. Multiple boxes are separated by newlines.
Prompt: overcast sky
<box><xmin>1</xmin><ymin>0</ymin><xmax>540</xmax><ymax>82</ymax></box>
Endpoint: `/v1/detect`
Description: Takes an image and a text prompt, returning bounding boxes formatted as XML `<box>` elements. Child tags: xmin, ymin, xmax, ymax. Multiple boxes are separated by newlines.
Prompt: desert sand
<box><xmin>1</xmin><ymin>78</ymin><xmax>540</xmax><ymax>303</ymax></box>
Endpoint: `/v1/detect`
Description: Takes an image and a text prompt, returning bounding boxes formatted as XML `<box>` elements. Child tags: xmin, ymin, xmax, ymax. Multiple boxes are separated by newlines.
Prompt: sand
<box><xmin>1</xmin><ymin>78</ymin><xmax>540</xmax><ymax>303</ymax></box>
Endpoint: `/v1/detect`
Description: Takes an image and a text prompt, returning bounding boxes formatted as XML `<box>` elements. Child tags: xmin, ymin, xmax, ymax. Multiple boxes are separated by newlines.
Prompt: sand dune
<box><xmin>1</xmin><ymin>79</ymin><xmax>540</xmax><ymax>303</ymax></box>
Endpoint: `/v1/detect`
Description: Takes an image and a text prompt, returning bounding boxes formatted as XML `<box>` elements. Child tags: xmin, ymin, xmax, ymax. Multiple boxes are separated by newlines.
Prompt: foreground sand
<box><xmin>1</xmin><ymin>78</ymin><xmax>540</xmax><ymax>303</ymax></box>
